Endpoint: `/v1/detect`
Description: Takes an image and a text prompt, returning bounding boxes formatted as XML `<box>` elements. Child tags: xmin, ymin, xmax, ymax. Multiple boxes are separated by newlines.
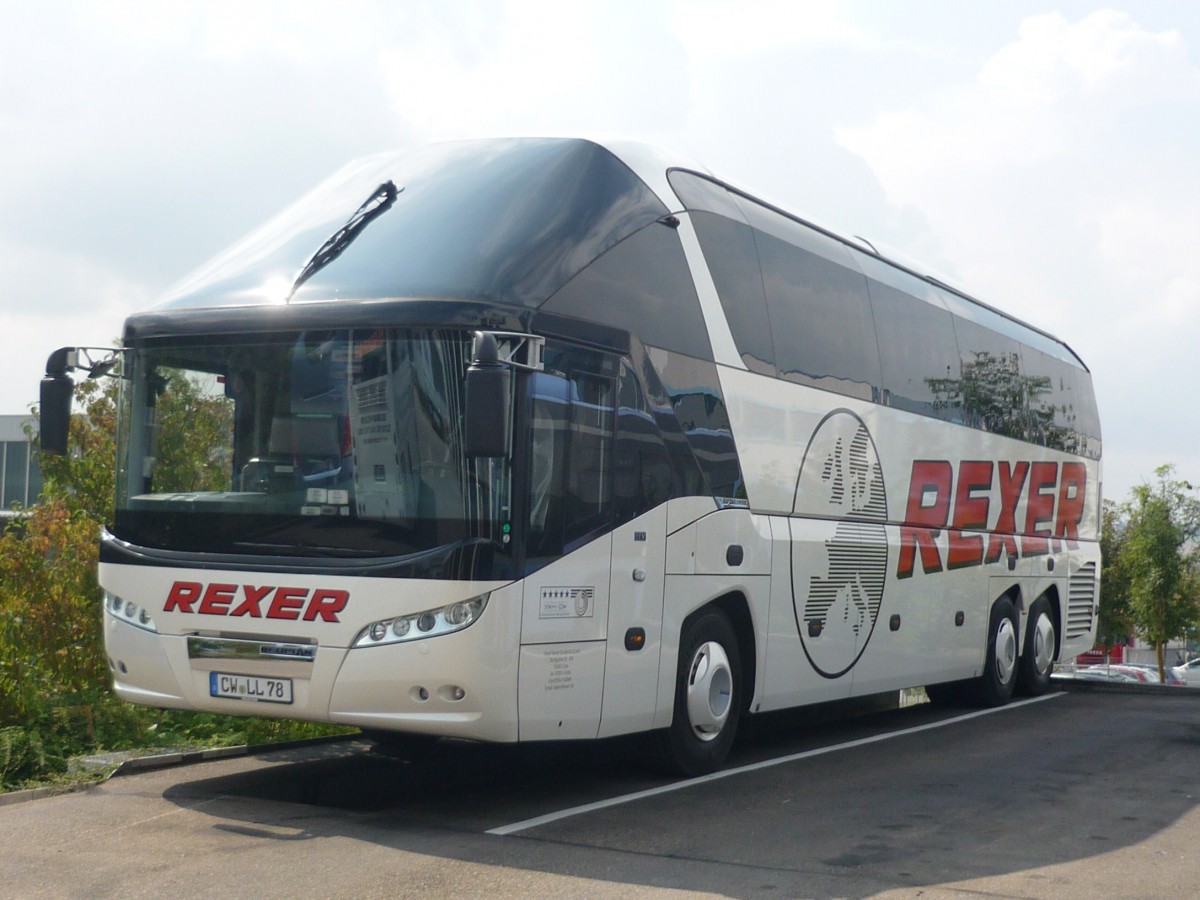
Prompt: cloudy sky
<box><xmin>2</xmin><ymin>0</ymin><xmax>1197</xmax><ymax>503</ymax></box>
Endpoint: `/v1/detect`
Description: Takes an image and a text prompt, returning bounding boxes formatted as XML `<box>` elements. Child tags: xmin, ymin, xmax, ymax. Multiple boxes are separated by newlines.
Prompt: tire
<box><xmin>1017</xmin><ymin>596</ymin><xmax>1056</xmax><ymax>696</ymax></box>
<box><xmin>657</xmin><ymin>609</ymin><xmax>742</xmax><ymax>777</ymax></box>
<box><xmin>972</xmin><ymin>596</ymin><xmax>1019</xmax><ymax>707</ymax></box>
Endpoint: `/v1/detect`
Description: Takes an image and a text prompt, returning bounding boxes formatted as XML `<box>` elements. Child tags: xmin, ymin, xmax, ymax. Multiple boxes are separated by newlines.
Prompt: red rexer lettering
<box><xmin>897</xmin><ymin>459</ymin><xmax>1088</xmax><ymax>579</ymax></box>
<box><xmin>163</xmin><ymin>582</ymin><xmax>349</xmax><ymax>622</ymax></box>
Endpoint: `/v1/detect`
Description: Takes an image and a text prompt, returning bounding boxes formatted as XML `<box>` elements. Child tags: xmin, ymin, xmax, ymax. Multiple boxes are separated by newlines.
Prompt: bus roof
<box><xmin>140</xmin><ymin>136</ymin><xmax>1084</xmax><ymax>370</ymax></box>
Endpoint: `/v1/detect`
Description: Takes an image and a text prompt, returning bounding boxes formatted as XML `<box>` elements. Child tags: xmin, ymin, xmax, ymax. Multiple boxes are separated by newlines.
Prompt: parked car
<box><xmin>1118</xmin><ymin>663</ymin><xmax>1186</xmax><ymax>686</ymax></box>
<box><xmin>1053</xmin><ymin>667</ymin><xmax>1141</xmax><ymax>684</ymax></box>
<box><xmin>1171</xmin><ymin>657</ymin><xmax>1200</xmax><ymax>687</ymax></box>
<box><xmin>1079</xmin><ymin>664</ymin><xmax>1160</xmax><ymax>683</ymax></box>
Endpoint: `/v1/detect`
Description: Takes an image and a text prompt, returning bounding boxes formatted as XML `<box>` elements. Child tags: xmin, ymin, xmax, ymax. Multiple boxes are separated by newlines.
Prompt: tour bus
<box><xmin>41</xmin><ymin>137</ymin><xmax>1101</xmax><ymax>775</ymax></box>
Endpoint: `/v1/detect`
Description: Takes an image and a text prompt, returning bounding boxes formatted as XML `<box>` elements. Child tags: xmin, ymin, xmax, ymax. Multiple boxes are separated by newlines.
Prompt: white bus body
<box><xmin>57</xmin><ymin>138</ymin><xmax>1099</xmax><ymax>774</ymax></box>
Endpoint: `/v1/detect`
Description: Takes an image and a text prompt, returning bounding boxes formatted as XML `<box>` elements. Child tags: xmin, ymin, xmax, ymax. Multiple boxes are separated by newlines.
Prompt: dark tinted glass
<box><xmin>3</xmin><ymin>441</ymin><xmax>27</xmax><ymax>507</ymax></box>
<box><xmin>942</xmin><ymin>317</ymin><xmax>1027</xmax><ymax>440</ymax></box>
<box><xmin>735</xmin><ymin>195</ymin><xmax>854</xmax><ymax>266</ymax></box>
<box><xmin>754</xmin><ymin>229</ymin><xmax>881</xmax><ymax>401</ymax></box>
<box><xmin>666</xmin><ymin>171</ymin><xmax>775</xmax><ymax>373</ymax></box>
<box><xmin>868</xmin><ymin>280</ymin><xmax>960</xmax><ymax>421</ymax></box>
<box><xmin>154</xmin><ymin>139</ymin><xmax>668</xmax><ymax>312</ymax></box>
<box><xmin>937</xmin><ymin>286</ymin><xmax>1080</xmax><ymax>366</ymax></box>
<box><xmin>1072</xmin><ymin>368</ymin><xmax>1102</xmax><ymax>458</ymax></box>
<box><xmin>1020</xmin><ymin>345</ymin><xmax>1091</xmax><ymax>454</ymax></box>
<box><xmin>526</xmin><ymin>344</ymin><xmax>618</xmax><ymax>560</ymax></box>
<box><xmin>630</xmin><ymin>344</ymin><xmax>709</xmax><ymax>499</ymax></box>
<box><xmin>668</xmin><ymin>169</ymin><xmax>745</xmax><ymax>218</ymax></box>
<box><xmin>112</xmin><ymin>328</ymin><xmax>516</xmax><ymax>572</ymax></box>
<box><xmin>614</xmin><ymin>365</ymin><xmax>675</xmax><ymax>523</ymax></box>
<box><xmin>688</xmin><ymin>211</ymin><xmax>775</xmax><ymax>373</ymax></box>
<box><xmin>651</xmin><ymin>349</ymin><xmax>744</xmax><ymax>499</ymax></box>
<box><xmin>541</xmin><ymin>221</ymin><xmax>711</xmax><ymax>359</ymax></box>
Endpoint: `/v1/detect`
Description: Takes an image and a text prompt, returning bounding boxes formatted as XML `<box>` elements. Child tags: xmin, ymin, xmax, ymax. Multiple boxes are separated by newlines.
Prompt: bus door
<box><xmin>517</xmin><ymin>347</ymin><xmax>619</xmax><ymax>741</ymax></box>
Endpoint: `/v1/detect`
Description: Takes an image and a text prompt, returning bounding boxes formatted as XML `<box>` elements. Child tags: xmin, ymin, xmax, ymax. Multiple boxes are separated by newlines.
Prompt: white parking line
<box><xmin>487</xmin><ymin>693</ymin><xmax>1066</xmax><ymax>836</ymax></box>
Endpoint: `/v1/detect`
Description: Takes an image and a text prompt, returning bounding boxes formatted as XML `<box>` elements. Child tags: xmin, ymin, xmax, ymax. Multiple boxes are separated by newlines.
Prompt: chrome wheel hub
<box><xmin>995</xmin><ymin>617</ymin><xmax>1017</xmax><ymax>685</ymax></box>
<box><xmin>1032</xmin><ymin>612</ymin><xmax>1056</xmax><ymax>676</ymax></box>
<box><xmin>686</xmin><ymin>641</ymin><xmax>732</xmax><ymax>742</ymax></box>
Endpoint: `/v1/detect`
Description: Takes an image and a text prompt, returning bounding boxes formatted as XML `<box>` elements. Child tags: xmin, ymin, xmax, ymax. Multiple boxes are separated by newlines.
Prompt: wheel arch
<box><xmin>992</xmin><ymin>583</ymin><xmax>1021</xmax><ymax>620</ymax></box>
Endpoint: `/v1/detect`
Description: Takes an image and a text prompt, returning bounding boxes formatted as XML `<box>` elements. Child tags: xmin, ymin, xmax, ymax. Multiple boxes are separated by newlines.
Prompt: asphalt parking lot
<box><xmin>2</xmin><ymin>683</ymin><xmax>1197</xmax><ymax>898</ymax></box>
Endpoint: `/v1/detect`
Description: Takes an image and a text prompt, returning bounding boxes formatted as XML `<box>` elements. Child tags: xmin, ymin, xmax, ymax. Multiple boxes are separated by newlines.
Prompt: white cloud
<box><xmin>673</xmin><ymin>0</ymin><xmax>865</xmax><ymax>56</ymax></box>
<box><xmin>0</xmin><ymin>237</ymin><xmax>145</xmax><ymax>411</ymax></box>
<box><xmin>376</xmin><ymin>0</ymin><xmax>688</xmax><ymax>142</ymax></box>
<box><xmin>981</xmin><ymin>11</ymin><xmax>1192</xmax><ymax>103</ymax></box>
<box><xmin>837</xmin><ymin>11</ymin><xmax>1200</xmax><ymax>204</ymax></box>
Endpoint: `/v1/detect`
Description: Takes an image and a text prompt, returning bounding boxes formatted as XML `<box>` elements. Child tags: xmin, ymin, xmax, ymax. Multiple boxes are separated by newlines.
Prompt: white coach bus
<box><xmin>41</xmin><ymin>138</ymin><xmax>1101</xmax><ymax>775</ymax></box>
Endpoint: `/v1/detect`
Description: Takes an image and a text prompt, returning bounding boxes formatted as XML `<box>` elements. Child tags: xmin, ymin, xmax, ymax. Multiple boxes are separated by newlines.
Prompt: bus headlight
<box><xmin>354</xmin><ymin>593</ymin><xmax>489</xmax><ymax>648</ymax></box>
<box><xmin>104</xmin><ymin>591</ymin><xmax>158</xmax><ymax>633</ymax></box>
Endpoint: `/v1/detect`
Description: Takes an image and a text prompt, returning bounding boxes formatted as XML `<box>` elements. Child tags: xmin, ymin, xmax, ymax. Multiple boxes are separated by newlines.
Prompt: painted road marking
<box><xmin>488</xmin><ymin>693</ymin><xmax>1065</xmax><ymax>836</ymax></box>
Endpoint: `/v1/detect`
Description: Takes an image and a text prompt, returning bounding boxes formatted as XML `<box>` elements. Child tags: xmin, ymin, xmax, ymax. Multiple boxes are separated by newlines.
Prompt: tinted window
<box><xmin>735</xmin><ymin>195</ymin><xmax>854</xmax><ymax>267</ymax></box>
<box><xmin>935</xmin><ymin>285</ymin><xmax>1079</xmax><ymax>364</ymax></box>
<box><xmin>667</xmin><ymin>171</ymin><xmax>775</xmax><ymax>374</ymax></box>
<box><xmin>668</xmin><ymin>169</ymin><xmax>745</xmax><ymax>218</ymax></box>
<box><xmin>112</xmin><ymin>328</ymin><xmax>515</xmax><ymax>570</ymax></box>
<box><xmin>649</xmin><ymin>349</ymin><xmax>744</xmax><ymax>499</ymax></box>
<box><xmin>1020</xmin><ymin>345</ymin><xmax>1091</xmax><ymax>455</ymax></box>
<box><xmin>941</xmin><ymin>317</ymin><xmax>1027</xmax><ymax>439</ymax></box>
<box><xmin>868</xmin><ymin>280</ymin><xmax>960</xmax><ymax>421</ymax></box>
<box><xmin>614</xmin><ymin>364</ymin><xmax>675</xmax><ymax>522</ymax></box>
<box><xmin>754</xmin><ymin>229</ymin><xmax>881</xmax><ymax>401</ymax></box>
<box><xmin>630</xmin><ymin>343</ymin><xmax>709</xmax><ymax>499</ymax></box>
<box><xmin>542</xmin><ymin>221</ymin><xmax>711</xmax><ymax>360</ymax></box>
<box><xmin>154</xmin><ymin>138</ymin><xmax>668</xmax><ymax>312</ymax></box>
<box><xmin>689</xmin><ymin>211</ymin><xmax>775</xmax><ymax>374</ymax></box>
<box><xmin>527</xmin><ymin>346</ymin><xmax>617</xmax><ymax>559</ymax></box>
<box><xmin>2</xmin><ymin>442</ymin><xmax>27</xmax><ymax>508</ymax></box>
<box><xmin>1072</xmin><ymin>367</ymin><xmax>1102</xmax><ymax>458</ymax></box>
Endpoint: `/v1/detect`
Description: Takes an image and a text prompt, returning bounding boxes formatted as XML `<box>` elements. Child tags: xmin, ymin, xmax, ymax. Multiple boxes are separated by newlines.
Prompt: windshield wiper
<box><xmin>288</xmin><ymin>180</ymin><xmax>400</xmax><ymax>300</ymax></box>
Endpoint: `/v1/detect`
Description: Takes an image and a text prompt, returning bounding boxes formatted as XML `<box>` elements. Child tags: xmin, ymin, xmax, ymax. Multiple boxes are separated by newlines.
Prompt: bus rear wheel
<box><xmin>658</xmin><ymin>609</ymin><xmax>742</xmax><ymax>777</ymax></box>
<box><xmin>1017</xmin><ymin>597</ymin><xmax>1056</xmax><ymax>696</ymax></box>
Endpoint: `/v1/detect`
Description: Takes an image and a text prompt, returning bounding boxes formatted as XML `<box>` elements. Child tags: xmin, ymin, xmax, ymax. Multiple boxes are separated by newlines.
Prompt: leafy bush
<box><xmin>0</xmin><ymin>374</ymin><xmax>348</xmax><ymax>793</ymax></box>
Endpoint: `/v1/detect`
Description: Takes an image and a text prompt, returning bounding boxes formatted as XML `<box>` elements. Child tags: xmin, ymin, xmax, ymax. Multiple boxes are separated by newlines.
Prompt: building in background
<box><xmin>0</xmin><ymin>415</ymin><xmax>43</xmax><ymax>518</ymax></box>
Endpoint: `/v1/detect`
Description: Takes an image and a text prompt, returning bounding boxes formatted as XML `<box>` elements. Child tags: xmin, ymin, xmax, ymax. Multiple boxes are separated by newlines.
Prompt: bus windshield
<box><xmin>113</xmin><ymin>327</ymin><xmax>513</xmax><ymax>566</ymax></box>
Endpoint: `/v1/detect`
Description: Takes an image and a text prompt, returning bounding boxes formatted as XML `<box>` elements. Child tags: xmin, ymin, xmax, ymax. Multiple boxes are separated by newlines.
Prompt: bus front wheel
<box><xmin>658</xmin><ymin>609</ymin><xmax>742</xmax><ymax>777</ymax></box>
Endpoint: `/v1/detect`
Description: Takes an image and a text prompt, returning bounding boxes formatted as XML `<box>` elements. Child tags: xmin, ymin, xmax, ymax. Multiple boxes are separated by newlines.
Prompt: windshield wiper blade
<box><xmin>288</xmin><ymin>180</ymin><xmax>400</xmax><ymax>300</ymax></box>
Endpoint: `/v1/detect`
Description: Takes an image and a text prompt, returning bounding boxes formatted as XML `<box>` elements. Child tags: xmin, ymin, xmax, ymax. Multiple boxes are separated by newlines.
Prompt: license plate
<box><xmin>209</xmin><ymin>672</ymin><xmax>293</xmax><ymax>704</ymax></box>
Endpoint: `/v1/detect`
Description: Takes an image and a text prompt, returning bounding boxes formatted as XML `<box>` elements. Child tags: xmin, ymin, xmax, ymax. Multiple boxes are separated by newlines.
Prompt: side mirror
<box><xmin>40</xmin><ymin>348</ymin><xmax>76</xmax><ymax>456</ymax></box>
<box><xmin>464</xmin><ymin>332</ymin><xmax>512</xmax><ymax>458</ymax></box>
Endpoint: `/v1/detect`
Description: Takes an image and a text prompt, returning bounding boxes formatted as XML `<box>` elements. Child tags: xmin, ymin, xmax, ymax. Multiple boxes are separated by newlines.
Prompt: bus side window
<box><xmin>527</xmin><ymin>360</ymin><xmax>617</xmax><ymax>558</ymax></box>
<box><xmin>750</xmin><ymin>225</ymin><xmax>882</xmax><ymax>402</ymax></box>
<box><xmin>614</xmin><ymin>366</ymin><xmax>673</xmax><ymax>522</ymax></box>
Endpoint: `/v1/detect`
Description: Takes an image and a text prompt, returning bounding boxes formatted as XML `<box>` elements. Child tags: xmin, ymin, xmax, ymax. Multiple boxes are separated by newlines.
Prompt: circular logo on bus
<box><xmin>791</xmin><ymin>410</ymin><xmax>888</xmax><ymax>678</ymax></box>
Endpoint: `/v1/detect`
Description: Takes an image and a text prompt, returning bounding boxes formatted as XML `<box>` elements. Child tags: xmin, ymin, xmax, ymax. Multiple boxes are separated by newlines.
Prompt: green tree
<box><xmin>1</xmin><ymin>365</ymin><xmax>235</xmax><ymax>786</ymax></box>
<box><xmin>1096</xmin><ymin>499</ymin><xmax>1133</xmax><ymax>649</ymax></box>
<box><xmin>1121</xmin><ymin>465</ymin><xmax>1200</xmax><ymax>681</ymax></box>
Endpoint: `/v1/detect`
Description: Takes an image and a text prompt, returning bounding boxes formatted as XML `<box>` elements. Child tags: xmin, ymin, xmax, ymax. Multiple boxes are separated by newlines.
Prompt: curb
<box><xmin>1051</xmin><ymin>678</ymin><xmax>1200</xmax><ymax>698</ymax></box>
